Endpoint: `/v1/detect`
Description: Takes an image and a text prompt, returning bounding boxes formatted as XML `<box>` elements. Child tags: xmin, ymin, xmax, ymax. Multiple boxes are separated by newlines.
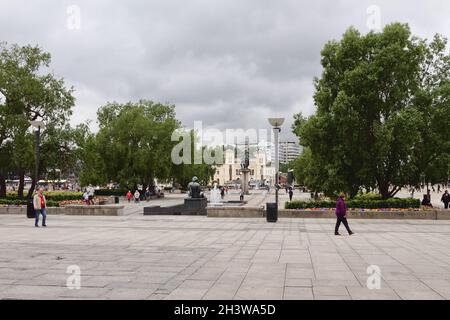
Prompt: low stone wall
<box><xmin>0</xmin><ymin>205</ymin><xmax>124</xmax><ymax>216</ymax></box>
<box><xmin>0</xmin><ymin>207</ymin><xmax>66</xmax><ymax>215</ymax></box>
<box><xmin>279</xmin><ymin>209</ymin><xmax>440</xmax><ymax>220</ymax></box>
<box><xmin>437</xmin><ymin>211</ymin><xmax>450</xmax><ymax>220</ymax></box>
<box><xmin>207</xmin><ymin>207</ymin><xmax>450</xmax><ymax>220</ymax></box>
<box><xmin>64</xmin><ymin>205</ymin><xmax>124</xmax><ymax>216</ymax></box>
<box><xmin>207</xmin><ymin>206</ymin><xmax>264</xmax><ymax>218</ymax></box>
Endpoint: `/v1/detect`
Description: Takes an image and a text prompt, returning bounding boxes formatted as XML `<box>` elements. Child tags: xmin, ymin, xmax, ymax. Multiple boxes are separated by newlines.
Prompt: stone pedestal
<box><xmin>184</xmin><ymin>198</ymin><xmax>208</xmax><ymax>215</ymax></box>
<box><xmin>144</xmin><ymin>197</ymin><xmax>207</xmax><ymax>216</ymax></box>
<box><xmin>240</xmin><ymin>168</ymin><xmax>250</xmax><ymax>195</ymax></box>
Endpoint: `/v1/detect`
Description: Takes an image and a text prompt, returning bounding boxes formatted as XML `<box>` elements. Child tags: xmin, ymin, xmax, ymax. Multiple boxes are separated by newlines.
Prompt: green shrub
<box><xmin>354</xmin><ymin>193</ymin><xmax>383</xmax><ymax>201</ymax></box>
<box><xmin>94</xmin><ymin>189</ymin><xmax>127</xmax><ymax>196</ymax></box>
<box><xmin>285</xmin><ymin>198</ymin><xmax>421</xmax><ymax>209</ymax></box>
<box><xmin>43</xmin><ymin>192</ymin><xmax>82</xmax><ymax>201</ymax></box>
<box><xmin>5</xmin><ymin>191</ymin><xmax>82</xmax><ymax>202</ymax></box>
<box><xmin>0</xmin><ymin>199</ymin><xmax>60</xmax><ymax>207</ymax></box>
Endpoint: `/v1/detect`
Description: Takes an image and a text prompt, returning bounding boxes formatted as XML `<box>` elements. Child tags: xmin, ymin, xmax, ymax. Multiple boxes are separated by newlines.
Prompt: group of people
<box><xmin>82</xmin><ymin>185</ymin><xmax>95</xmax><ymax>205</ymax></box>
<box><xmin>421</xmin><ymin>190</ymin><xmax>450</xmax><ymax>209</ymax></box>
<box><xmin>126</xmin><ymin>187</ymin><xmax>162</xmax><ymax>203</ymax></box>
<box><xmin>126</xmin><ymin>190</ymin><xmax>141</xmax><ymax>203</ymax></box>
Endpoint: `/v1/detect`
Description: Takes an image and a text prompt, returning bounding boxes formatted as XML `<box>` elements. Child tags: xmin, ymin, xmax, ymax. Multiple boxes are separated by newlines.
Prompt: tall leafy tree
<box><xmin>0</xmin><ymin>42</ymin><xmax>74</xmax><ymax>197</ymax></box>
<box><xmin>294</xmin><ymin>23</ymin><xmax>450</xmax><ymax>198</ymax></box>
<box><xmin>83</xmin><ymin>100</ymin><xmax>181</xmax><ymax>190</ymax></box>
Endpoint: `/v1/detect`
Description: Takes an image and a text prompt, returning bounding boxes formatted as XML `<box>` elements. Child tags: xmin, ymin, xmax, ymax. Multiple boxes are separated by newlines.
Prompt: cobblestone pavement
<box><xmin>1</xmin><ymin>214</ymin><xmax>450</xmax><ymax>300</ymax></box>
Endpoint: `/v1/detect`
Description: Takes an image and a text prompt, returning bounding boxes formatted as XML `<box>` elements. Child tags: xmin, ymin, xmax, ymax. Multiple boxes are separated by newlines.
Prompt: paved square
<box><xmin>1</xmin><ymin>214</ymin><xmax>450</xmax><ymax>300</ymax></box>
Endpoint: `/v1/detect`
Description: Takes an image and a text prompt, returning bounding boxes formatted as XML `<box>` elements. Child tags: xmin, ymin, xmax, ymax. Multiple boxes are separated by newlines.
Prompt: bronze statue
<box><xmin>188</xmin><ymin>176</ymin><xmax>203</xmax><ymax>198</ymax></box>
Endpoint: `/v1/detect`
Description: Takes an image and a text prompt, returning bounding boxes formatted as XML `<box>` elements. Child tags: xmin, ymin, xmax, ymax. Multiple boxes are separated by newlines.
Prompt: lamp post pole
<box><xmin>29</xmin><ymin>121</ymin><xmax>45</xmax><ymax>196</ymax></box>
<box><xmin>267</xmin><ymin>118</ymin><xmax>284</xmax><ymax>223</ymax></box>
<box><xmin>274</xmin><ymin>126</ymin><xmax>280</xmax><ymax>209</ymax></box>
<box><xmin>34</xmin><ymin>125</ymin><xmax>41</xmax><ymax>190</ymax></box>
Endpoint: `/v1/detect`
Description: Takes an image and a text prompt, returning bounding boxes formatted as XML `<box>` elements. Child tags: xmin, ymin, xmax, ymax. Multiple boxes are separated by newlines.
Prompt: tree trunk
<box><xmin>18</xmin><ymin>171</ymin><xmax>25</xmax><ymax>199</ymax></box>
<box><xmin>378</xmin><ymin>181</ymin><xmax>391</xmax><ymax>199</ymax></box>
<box><xmin>389</xmin><ymin>186</ymin><xmax>402</xmax><ymax>198</ymax></box>
<box><xmin>26</xmin><ymin>178</ymin><xmax>36</xmax><ymax>200</ymax></box>
<box><xmin>0</xmin><ymin>174</ymin><xmax>6</xmax><ymax>198</ymax></box>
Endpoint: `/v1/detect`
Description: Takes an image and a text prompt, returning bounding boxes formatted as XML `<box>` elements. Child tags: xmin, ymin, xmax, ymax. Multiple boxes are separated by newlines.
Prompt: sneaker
<box><xmin>335</xmin><ymin>232</ymin><xmax>341</xmax><ymax>236</ymax></box>
<box><xmin>42</xmin><ymin>224</ymin><xmax>47</xmax><ymax>227</ymax></box>
<box><xmin>35</xmin><ymin>225</ymin><xmax>39</xmax><ymax>227</ymax></box>
<box><xmin>349</xmin><ymin>231</ymin><xmax>354</xmax><ymax>235</ymax></box>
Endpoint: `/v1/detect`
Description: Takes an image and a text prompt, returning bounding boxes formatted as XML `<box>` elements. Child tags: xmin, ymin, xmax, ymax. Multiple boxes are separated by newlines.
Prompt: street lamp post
<box><xmin>29</xmin><ymin>121</ymin><xmax>46</xmax><ymax>195</ymax></box>
<box><xmin>267</xmin><ymin>118</ymin><xmax>284</xmax><ymax>223</ymax></box>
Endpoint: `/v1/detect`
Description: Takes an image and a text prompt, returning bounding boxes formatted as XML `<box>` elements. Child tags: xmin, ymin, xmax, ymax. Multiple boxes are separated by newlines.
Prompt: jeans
<box><xmin>445</xmin><ymin>202</ymin><xmax>449</xmax><ymax>209</ymax></box>
<box><xmin>35</xmin><ymin>209</ymin><xmax>47</xmax><ymax>226</ymax></box>
<box><xmin>335</xmin><ymin>216</ymin><xmax>352</xmax><ymax>234</ymax></box>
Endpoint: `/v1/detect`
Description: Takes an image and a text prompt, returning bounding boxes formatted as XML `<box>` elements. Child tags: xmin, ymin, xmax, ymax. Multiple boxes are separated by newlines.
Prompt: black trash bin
<box><xmin>26</xmin><ymin>198</ymin><xmax>35</xmax><ymax>219</ymax></box>
<box><xmin>266</xmin><ymin>203</ymin><xmax>278</xmax><ymax>223</ymax></box>
<box><xmin>114</xmin><ymin>196</ymin><xmax>120</xmax><ymax>204</ymax></box>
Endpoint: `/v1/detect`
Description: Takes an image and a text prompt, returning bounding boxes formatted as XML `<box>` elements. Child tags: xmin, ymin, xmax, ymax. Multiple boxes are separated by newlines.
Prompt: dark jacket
<box><xmin>442</xmin><ymin>193</ymin><xmax>450</xmax><ymax>203</ymax></box>
<box><xmin>335</xmin><ymin>197</ymin><xmax>347</xmax><ymax>217</ymax></box>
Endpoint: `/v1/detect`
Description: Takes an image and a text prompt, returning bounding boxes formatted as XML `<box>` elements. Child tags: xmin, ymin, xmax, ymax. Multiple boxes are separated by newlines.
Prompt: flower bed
<box><xmin>285</xmin><ymin>198</ymin><xmax>421</xmax><ymax>210</ymax></box>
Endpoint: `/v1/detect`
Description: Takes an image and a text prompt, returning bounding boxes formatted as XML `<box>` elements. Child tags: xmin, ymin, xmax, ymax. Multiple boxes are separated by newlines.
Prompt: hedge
<box><xmin>353</xmin><ymin>193</ymin><xmax>383</xmax><ymax>201</ymax></box>
<box><xmin>285</xmin><ymin>198</ymin><xmax>421</xmax><ymax>210</ymax></box>
<box><xmin>0</xmin><ymin>199</ymin><xmax>60</xmax><ymax>207</ymax></box>
<box><xmin>6</xmin><ymin>192</ymin><xmax>83</xmax><ymax>202</ymax></box>
<box><xmin>94</xmin><ymin>189</ymin><xmax>127</xmax><ymax>196</ymax></box>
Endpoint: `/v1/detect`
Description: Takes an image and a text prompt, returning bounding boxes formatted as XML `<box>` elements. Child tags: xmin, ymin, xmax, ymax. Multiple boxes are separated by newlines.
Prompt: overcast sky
<box><xmin>1</xmin><ymin>0</ymin><xmax>449</xmax><ymax>142</ymax></box>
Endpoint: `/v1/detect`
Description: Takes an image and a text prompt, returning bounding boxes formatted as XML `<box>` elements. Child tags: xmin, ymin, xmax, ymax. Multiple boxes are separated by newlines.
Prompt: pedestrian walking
<box><xmin>288</xmin><ymin>187</ymin><xmax>294</xmax><ymax>202</ymax></box>
<box><xmin>240</xmin><ymin>189</ymin><xmax>244</xmax><ymax>202</ymax></box>
<box><xmin>33</xmin><ymin>188</ymin><xmax>47</xmax><ymax>227</ymax></box>
<box><xmin>441</xmin><ymin>190</ymin><xmax>450</xmax><ymax>209</ymax></box>
<box><xmin>126</xmin><ymin>190</ymin><xmax>133</xmax><ymax>203</ymax></box>
<box><xmin>335</xmin><ymin>193</ymin><xmax>354</xmax><ymax>236</ymax></box>
<box><xmin>134</xmin><ymin>190</ymin><xmax>140</xmax><ymax>203</ymax></box>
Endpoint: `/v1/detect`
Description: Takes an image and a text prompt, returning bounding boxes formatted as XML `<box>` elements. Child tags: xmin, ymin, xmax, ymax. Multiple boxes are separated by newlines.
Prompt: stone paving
<box><xmin>1</xmin><ymin>213</ymin><xmax>450</xmax><ymax>300</ymax></box>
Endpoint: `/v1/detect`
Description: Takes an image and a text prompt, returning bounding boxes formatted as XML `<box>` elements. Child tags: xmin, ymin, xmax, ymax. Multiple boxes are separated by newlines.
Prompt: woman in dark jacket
<box><xmin>335</xmin><ymin>193</ymin><xmax>354</xmax><ymax>236</ymax></box>
<box><xmin>441</xmin><ymin>191</ymin><xmax>450</xmax><ymax>209</ymax></box>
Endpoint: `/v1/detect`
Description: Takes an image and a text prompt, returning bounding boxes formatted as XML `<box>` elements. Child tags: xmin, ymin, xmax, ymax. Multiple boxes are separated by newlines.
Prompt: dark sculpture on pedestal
<box><xmin>188</xmin><ymin>176</ymin><xmax>203</xmax><ymax>198</ymax></box>
<box><xmin>144</xmin><ymin>176</ymin><xmax>207</xmax><ymax>215</ymax></box>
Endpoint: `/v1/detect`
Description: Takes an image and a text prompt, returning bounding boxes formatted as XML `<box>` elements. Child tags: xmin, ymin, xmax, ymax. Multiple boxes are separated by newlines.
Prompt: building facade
<box><xmin>266</xmin><ymin>140</ymin><xmax>303</xmax><ymax>164</ymax></box>
<box><xmin>278</xmin><ymin>141</ymin><xmax>303</xmax><ymax>164</ymax></box>
<box><xmin>213</xmin><ymin>148</ymin><xmax>275</xmax><ymax>186</ymax></box>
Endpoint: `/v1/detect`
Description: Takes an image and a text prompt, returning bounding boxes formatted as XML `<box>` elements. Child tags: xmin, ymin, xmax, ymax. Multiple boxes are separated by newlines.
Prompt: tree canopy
<box><xmin>293</xmin><ymin>23</ymin><xmax>450</xmax><ymax>199</ymax></box>
<box><xmin>0</xmin><ymin>42</ymin><xmax>75</xmax><ymax>197</ymax></box>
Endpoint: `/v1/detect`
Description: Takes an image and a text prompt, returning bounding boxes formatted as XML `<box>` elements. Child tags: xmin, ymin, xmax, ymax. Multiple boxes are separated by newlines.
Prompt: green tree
<box><xmin>170</xmin><ymin>129</ymin><xmax>216</xmax><ymax>188</ymax></box>
<box><xmin>0</xmin><ymin>42</ymin><xmax>74</xmax><ymax>198</ymax></box>
<box><xmin>83</xmin><ymin>100</ymin><xmax>181</xmax><ymax>190</ymax></box>
<box><xmin>294</xmin><ymin>23</ymin><xmax>450</xmax><ymax>199</ymax></box>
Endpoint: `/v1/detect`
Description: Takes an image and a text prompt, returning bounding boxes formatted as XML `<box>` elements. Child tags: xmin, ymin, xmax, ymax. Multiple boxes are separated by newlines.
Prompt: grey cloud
<box><xmin>1</xmin><ymin>0</ymin><xmax>449</xmax><ymax>141</ymax></box>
